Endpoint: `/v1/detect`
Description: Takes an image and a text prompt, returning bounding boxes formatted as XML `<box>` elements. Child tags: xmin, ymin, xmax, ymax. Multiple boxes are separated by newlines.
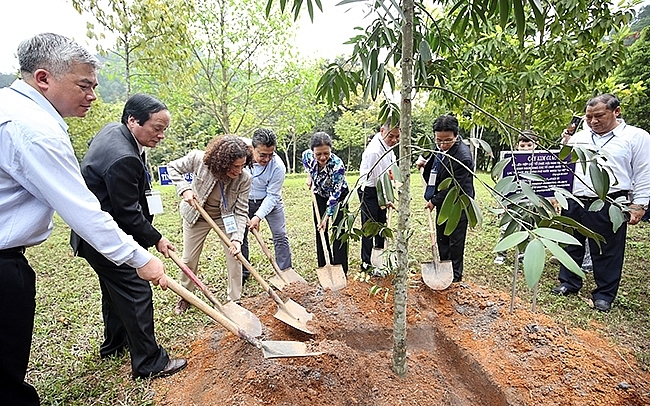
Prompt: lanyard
<box><xmin>219</xmin><ymin>182</ymin><xmax>228</xmax><ymax>212</ymax></box>
<box><xmin>251</xmin><ymin>162</ymin><xmax>269</xmax><ymax>179</ymax></box>
<box><xmin>590</xmin><ymin>123</ymin><xmax>624</xmax><ymax>152</ymax></box>
<box><xmin>590</xmin><ymin>131</ymin><xmax>615</xmax><ymax>152</ymax></box>
<box><xmin>139</xmin><ymin>152</ymin><xmax>152</xmax><ymax>191</ymax></box>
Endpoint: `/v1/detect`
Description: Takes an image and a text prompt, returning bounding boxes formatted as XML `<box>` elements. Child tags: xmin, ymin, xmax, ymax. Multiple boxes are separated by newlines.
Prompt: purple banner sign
<box><xmin>500</xmin><ymin>150</ymin><xmax>575</xmax><ymax>198</ymax></box>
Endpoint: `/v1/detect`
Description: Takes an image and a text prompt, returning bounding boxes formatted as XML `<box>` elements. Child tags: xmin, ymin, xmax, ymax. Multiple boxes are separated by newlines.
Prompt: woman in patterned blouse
<box><xmin>302</xmin><ymin>132</ymin><xmax>350</xmax><ymax>274</ymax></box>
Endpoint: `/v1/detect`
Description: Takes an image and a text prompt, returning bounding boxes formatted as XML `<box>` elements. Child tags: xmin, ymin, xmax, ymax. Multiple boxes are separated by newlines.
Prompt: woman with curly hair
<box><xmin>167</xmin><ymin>135</ymin><xmax>252</xmax><ymax>314</ymax></box>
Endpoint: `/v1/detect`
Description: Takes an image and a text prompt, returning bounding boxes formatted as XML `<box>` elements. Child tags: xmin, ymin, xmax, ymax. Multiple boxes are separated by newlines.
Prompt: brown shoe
<box><xmin>174</xmin><ymin>298</ymin><xmax>190</xmax><ymax>315</ymax></box>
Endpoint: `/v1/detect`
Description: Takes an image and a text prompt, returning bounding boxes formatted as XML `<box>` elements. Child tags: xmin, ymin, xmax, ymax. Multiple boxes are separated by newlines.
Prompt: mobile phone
<box><xmin>567</xmin><ymin>115</ymin><xmax>583</xmax><ymax>136</ymax></box>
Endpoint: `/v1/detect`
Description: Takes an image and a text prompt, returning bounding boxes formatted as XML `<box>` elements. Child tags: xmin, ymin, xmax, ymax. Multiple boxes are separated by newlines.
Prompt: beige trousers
<box><xmin>180</xmin><ymin>217</ymin><xmax>242</xmax><ymax>301</ymax></box>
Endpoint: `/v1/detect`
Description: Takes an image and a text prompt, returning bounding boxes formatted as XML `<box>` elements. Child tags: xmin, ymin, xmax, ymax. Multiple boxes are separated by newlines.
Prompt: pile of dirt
<box><xmin>153</xmin><ymin>277</ymin><xmax>650</xmax><ymax>405</ymax></box>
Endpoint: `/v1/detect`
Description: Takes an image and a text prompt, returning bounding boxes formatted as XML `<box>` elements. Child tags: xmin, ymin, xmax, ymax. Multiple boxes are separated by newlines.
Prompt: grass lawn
<box><xmin>26</xmin><ymin>171</ymin><xmax>650</xmax><ymax>405</ymax></box>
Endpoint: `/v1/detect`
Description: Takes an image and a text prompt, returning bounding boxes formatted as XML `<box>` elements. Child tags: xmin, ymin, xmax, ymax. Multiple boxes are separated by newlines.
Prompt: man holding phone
<box><xmin>551</xmin><ymin>94</ymin><xmax>650</xmax><ymax>312</ymax></box>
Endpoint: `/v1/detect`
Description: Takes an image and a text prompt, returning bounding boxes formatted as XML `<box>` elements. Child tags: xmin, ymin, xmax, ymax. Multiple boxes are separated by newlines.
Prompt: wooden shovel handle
<box><xmin>191</xmin><ymin>197</ymin><xmax>293</xmax><ymax>314</ymax></box>
<box><xmin>309</xmin><ymin>189</ymin><xmax>333</xmax><ymax>266</ymax></box>
<box><xmin>426</xmin><ymin>207</ymin><xmax>437</xmax><ymax>250</ymax></box>
<box><xmin>168</xmin><ymin>250</ymin><xmax>224</xmax><ymax>312</ymax></box>
<box><xmin>251</xmin><ymin>228</ymin><xmax>283</xmax><ymax>276</ymax></box>
<box><xmin>166</xmin><ymin>278</ymin><xmax>260</xmax><ymax>348</ymax></box>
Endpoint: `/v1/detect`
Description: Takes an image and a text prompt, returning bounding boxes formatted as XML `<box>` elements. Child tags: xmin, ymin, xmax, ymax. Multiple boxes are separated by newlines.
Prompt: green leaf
<box><xmin>588</xmin><ymin>199</ymin><xmax>605</xmax><ymax>212</ymax></box>
<box><xmin>559</xmin><ymin>145</ymin><xmax>573</xmax><ymax>161</ymax></box>
<box><xmin>444</xmin><ymin>203</ymin><xmax>462</xmax><ymax>236</ymax></box>
<box><xmin>540</xmin><ymin>238</ymin><xmax>584</xmax><ymax>279</ymax></box>
<box><xmin>513</xmin><ymin>0</ymin><xmax>525</xmax><ymax>42</ymax></box>
<box><xmin>499</xmin><ymin>0</ymin><xmax>510</xmax><ymax>28</ymax></box>
<box><xmin>382</xmin><ymin>172</ymin><xmax>395</xmax><ymax>203</ymax></box>
<box><xmin>491</xmin><ymin>158</ymin><xmax>510</xmax><ymax>182</ymax></box>
<box><xmin>608</xmin><ymin>204</ymin><xmax>626</xmax><ymax>233</ymax></box>
<box><xmin>477</xmin><ymin>138</ymin><xmax>494</xmax><ymax>158</ymax></box>
<box><xmin>520</xmin><ymin>182</ymin><xmax>541</xmax><ymax>205</ymax></box>
<box><xmin>493</xmin><ymin>230</ymin><xmax>529</xmax><ymax>253</ymax></box>
<box><xmin>523</xmin><ymin>239</ymin><xmax>545</xmax><ymax>289</ymax></box>
<box><xmin>376</xmin><ymin>176</ymin><xmax>386</xmax><ymax>207</ymax></box>
<box><xmin>438</xmin><ymin>186</ymin><xmax>459</xmax><ymax>224</ymax></box>
<box><xmin>438</xmin><ymin>177</ymin><xmax>452</xmax><ymax>191</ymax></box>
<box><xmin>533</xmin><ymin>228</ymin><xmax>580</xmax><ymax>245</ymax></box>
<box><xmin>519</xmin><ymin>173</ymin><xmax>546</xmax><ymax>182</ymax></box>
<box><xmin>553</xmin><ymin>190</ymin><xmax>568</xmax><ymax>211</ymax></box>
<box><xmin>469</xmin><ymin>196</ymin><xmax>483</xmax><ymax>227</ymax></box>
<box><xmin>494</xmin><ymin>176</ymin><xmax>518</xmax><ymax>195</ymax></box>
<box><xmin>419</xmin><ymin>40</ymin><xmax>433</xmax><ymax>63</ymax></box>
<box><xmin>588</xmin><ymin>162</ymin><xmax>609</xmax><ymax>200</ymax></box>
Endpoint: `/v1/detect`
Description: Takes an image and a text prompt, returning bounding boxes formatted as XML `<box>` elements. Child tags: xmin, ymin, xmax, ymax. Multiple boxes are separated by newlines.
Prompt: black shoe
<box><xmin>593</xmin><ymin>299</ymin><xmax>611</xmax><ymax>312</ymax></box>
<box><xmin>452</xmin><ymin>276</ymin><xmax>462</xmax><ymax>283</ymax></box>
<box><xmin>135</xmin><ymin>358</ymin><xmax>187</xmax><ymax>379</ymax></box>
<box><xmin>551</xmin><ymin>285</ymin><xmax>578</xmax><ymax>296</ymax></box>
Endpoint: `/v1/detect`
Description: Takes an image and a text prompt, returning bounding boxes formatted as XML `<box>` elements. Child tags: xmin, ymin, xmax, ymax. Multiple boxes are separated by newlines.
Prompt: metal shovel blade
<box><xmin>260</xmin><ymin>341</ymin><xmax>322</xmax><ymax>359</ymax></box>
<box><xmin>220</xmin><ymin>301</ymin><xmax>263</xmax><ymax>338</ymax></box>
<box><xmin>421</xmin><ymin>260</ymin><xmax>454</xmax><ymax>290</ymax></box>
<box><xmin>370</xmin><ymin>247</ymin><xmax>384</xmax><ymax>268</ymax></box>
<box><xmin>316</xmin><ymin>264</ymin><xmax>347</xmax><ymax>291</ymax></box>
<box><xmin>268</xmin><ymin>268</ymin><xmax>308</xmax><ymax>291</ymax></box>
<box><xmin>274</xmin><ymin>299</ymin><xmax>315</xmax><ymax>334</ymax></box>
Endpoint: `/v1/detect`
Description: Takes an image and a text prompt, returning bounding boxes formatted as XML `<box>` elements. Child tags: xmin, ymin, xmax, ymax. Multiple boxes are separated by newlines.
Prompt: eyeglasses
<box><xmin>256</xmin><ymin>151</ymin><xmax>275</xmax><ymax>159</ymax></box>
<box><xmin>434</xmin><ymin>137</ymin><xmax>458</xmax><ymax>146</ymax></box>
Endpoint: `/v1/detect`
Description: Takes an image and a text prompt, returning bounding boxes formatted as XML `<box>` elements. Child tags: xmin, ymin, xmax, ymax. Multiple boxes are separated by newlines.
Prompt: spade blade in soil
<box><xmin>370</xmin><ymin>247</ymin><xmax>384</xmax><ymax>268</ymax></box>
<box><xmin>274</xmin><ymin>299</ymin><xmax>315</xmax><ymax>334</ymax></box>
<box><xmin>269</xmin><ymin>268</ymin><xmax>308</xmax><ymax>291</ymax></box>
<box><xmin>421</xmin><ymin>260</ymin><xmax>454</xmax><ymax>291</ymax></box>
<box><xmin>260</xmin><ymin>341</ymin><xmax>322</xmax><ymax>359</ymax></box>
<box><xmin>220</xmin><ymin>301</ymin><xmax>263</xmax><ymax>338</ymax></box>
<box><xmin>316</xmin><ymin>264</ymin><xmax>346</xmax><ymax>291</ymax></box>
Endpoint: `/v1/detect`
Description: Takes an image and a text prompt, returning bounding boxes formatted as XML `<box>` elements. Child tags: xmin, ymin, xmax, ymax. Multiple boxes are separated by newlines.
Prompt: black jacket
<box><xmin>422</xmin><ymin>137</ymin><xmax>475</xmax><ymax>208</ymax></box>
<box><xmin>71</xmin><ymin>122</ymin><xmax>161</xmax><ymax>267</ymax></box>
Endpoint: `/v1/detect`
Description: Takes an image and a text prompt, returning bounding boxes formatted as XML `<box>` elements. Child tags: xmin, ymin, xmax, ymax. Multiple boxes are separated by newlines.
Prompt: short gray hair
<box><xmin>17</xmin><ymin>33</ymin><xmax>100</xmax><ymax>78</ymax></box>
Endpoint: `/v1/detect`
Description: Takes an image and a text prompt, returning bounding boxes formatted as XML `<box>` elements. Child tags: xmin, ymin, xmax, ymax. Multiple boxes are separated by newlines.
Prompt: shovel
<box><xmin>166</xmin><ymin>278</ymin><xmax>320</xmax><ymax>358</ymax></box>
<box><xmin>192</xmin><ymin>197</ymin><xmax>315</xmax><ymax>335</ymax></box>
<box><xmin>167</xmin><ymin>250</ymin><xmax>262</xmax><ymax>337</ymax></box>
<box><xmin>421</xmin><ymin>207</ymin><xmax>454</xmax><ymax>290</ymax></box>
<box><xmin>250</xmin><ymin>228</ymin><xmax>307</xmax><ymax>291</ymax></box>
<box><xmin>309</xmin><ymin>189</ymin><xmax>347</xmax><ymax>291</ymax></box>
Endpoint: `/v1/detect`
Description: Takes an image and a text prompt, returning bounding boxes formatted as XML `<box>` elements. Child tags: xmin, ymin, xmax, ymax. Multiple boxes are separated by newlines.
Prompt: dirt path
<box><xmin>153</xmin><ymin>276</ymin><xmax>650</xmax><ymax>405</ymax></box>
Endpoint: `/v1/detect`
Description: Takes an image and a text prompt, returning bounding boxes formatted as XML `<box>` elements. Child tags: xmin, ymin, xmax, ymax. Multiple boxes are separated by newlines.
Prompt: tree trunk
<box><xmin>392</xmin><ymin>0</ymin><xmax>413</xmax><ymax>378</ymax></box>
<box><xmin>293</xmin><ymin>133</ymin><xmax>297</xmax><ymax>174</ymax></box>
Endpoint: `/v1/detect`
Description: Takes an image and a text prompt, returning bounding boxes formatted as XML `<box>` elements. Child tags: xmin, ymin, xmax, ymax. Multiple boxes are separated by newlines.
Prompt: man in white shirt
<box><xmin>358</xmin><ymin>120</ymin><xmax>400</xmax><ymax>273</ymax></box>
<box><xmin>0</xmin><ymin>33</ymin><xmax>166</xmax><ymax>405</ymax></box>
<box><xmin>551</xmin><ymin>94</ymin><xmax>650</xmax><ymax>312</ymax></box>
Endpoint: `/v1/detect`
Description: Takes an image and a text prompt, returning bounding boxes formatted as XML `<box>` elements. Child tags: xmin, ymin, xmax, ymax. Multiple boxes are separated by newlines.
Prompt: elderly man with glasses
<box><xmin>241</xmin><ymin>128</ymin><xmax>293</xmax><ymax>282</ymax></box>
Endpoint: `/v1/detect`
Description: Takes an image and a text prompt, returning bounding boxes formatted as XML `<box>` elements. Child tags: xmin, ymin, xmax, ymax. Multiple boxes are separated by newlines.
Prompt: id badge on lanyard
<box><xmin>222</xmin><ymin>214</ymin><xmax>238</xmax><ymax>233</ymax></box>
<box><xmin>428</xmin><ymin>171</ymin><xmax>437</xmax><ymax>186</ymax></box>
<box><xmin>145</xmin><ymin>190</ymin><xmax>164</xmax><ymax>215</ymax></box>
<box><xmin>219</xmin><ymin>182</ymin><xmax>238</xmax><ymax>233</ymax></box>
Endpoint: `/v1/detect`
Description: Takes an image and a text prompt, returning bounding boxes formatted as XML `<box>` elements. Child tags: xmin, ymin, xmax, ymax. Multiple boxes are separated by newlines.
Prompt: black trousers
<box><xmin>358</xmin><ymin>187</ymin><xmax>387</xmax><ymax>265</ymax></box>
<box><xmin>0</xmin><ymin>251</ymin><xmax>39</xmax><ymax>406</ymax></box>
<box><xmin>313</xmin><ymin>189</ymin><xmax>349</xmax><ymax>274</ymax></box>
<box><xmin>89</xmin><ymin>262</ymin><xmax>168</xmax><ymax>377</ymax></box>
<box><xmin>435</xmin><ymin>208</ymin><xmax>469</xmax><ymax>281</ymax></box>
<box><xmin>558</xmin><ymin>198</ymin><xmax>627</xmax><ymax>302</ymax></box>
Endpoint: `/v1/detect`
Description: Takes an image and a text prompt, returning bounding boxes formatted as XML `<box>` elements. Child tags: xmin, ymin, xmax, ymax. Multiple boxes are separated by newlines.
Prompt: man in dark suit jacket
<box><xmin>71</xmin><ymin>94</ymin><xmax>186</xmax><ymax>379</ymax></box>
<box><xmin>421</xmin><ymin>114</ymin><xmax>475</xmax><ymax>283</ymax></box>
